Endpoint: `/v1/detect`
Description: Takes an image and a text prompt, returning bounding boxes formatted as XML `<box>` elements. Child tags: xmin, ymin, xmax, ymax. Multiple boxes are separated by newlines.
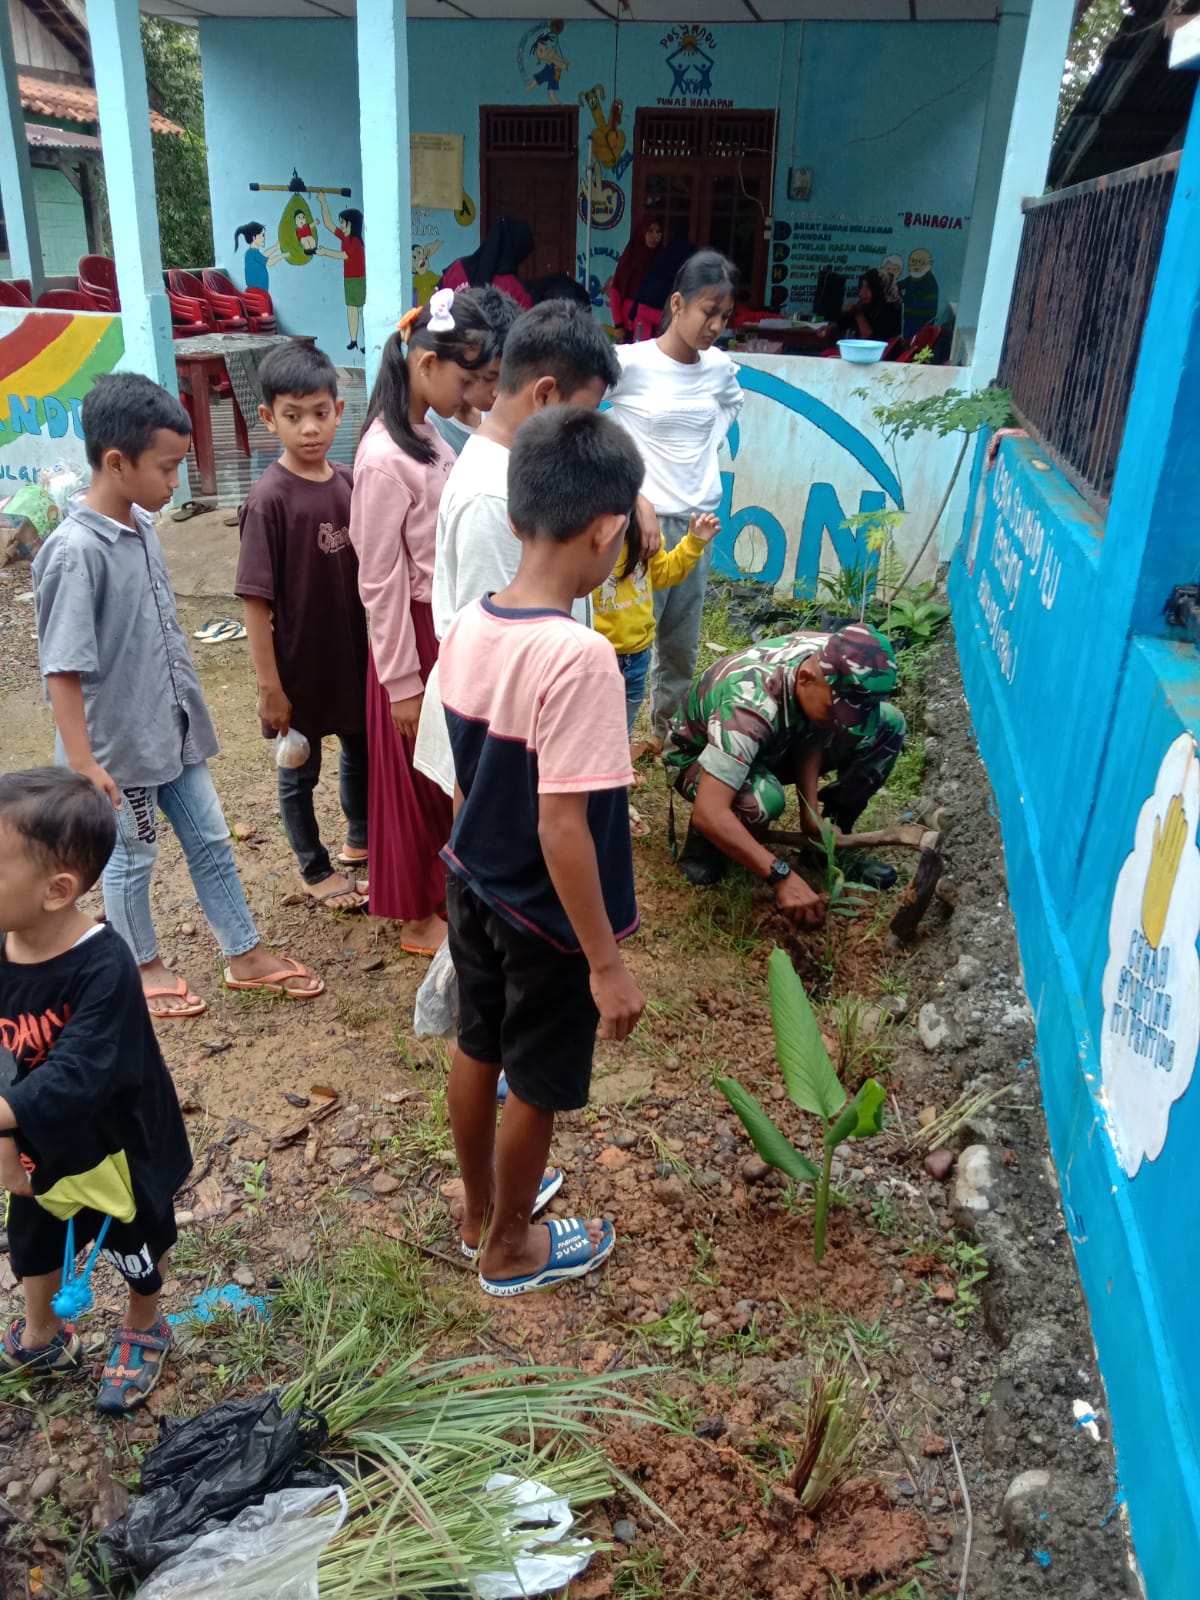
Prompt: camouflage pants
<box><xmin>673</xmin><ymin>702</ymin><xmax>906</xmax><ymax>830</ymax></box>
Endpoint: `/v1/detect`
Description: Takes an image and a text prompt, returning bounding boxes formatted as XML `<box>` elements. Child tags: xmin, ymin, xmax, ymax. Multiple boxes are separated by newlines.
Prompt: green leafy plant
<box><xmin>807</xmin><ymin>809</ymin><xmax>875</xmax><ymax>970</ymax></box>
<box><xmin>717</xmin><ymin>948</ymin><xmax>886</xmax><ymax>1260</ymax></box>
<box><xmin>790</xmin><ymin>1359</ymin><xmax>871</xmax><ymax>1510</ymax></box>
<box><xmin>882</xmin><ymin>582</ymin><xmax>952</xmax><ymax>643</ymax></box>
<box><xmin>818</xmin><ymin>562</ymin><xmax>871</xmax><ymax>619</ymax></box>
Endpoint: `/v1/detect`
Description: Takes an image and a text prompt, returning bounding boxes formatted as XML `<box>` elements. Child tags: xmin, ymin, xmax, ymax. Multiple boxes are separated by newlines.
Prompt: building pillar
<box><xmin>1104</xmin><ymin>61</ymin><xmax>1200</xmax><ymax>637</ymax></box>
<box><xmin>87</xmin><ymin>0</ymin><xmax>177</xmax><ymax>391</ymax></box>
<box><xmin>954</xmin><ymin>1</ymin><xmax>1030</xmax><ymax>353</ymax></box>
<box><xmin>0</xmin><ymin>2</ymin><xmax>45</xmax><ymax>298</ymax></box>
<box><xmin>356</xmin><ymin>0</ymin><xmax>411</xmax><ymax>392</ymax></box>
<box><xmin>968</xmin><ymin>0</ymin><xmax>1076</xmax><ymax>384</ymax></box>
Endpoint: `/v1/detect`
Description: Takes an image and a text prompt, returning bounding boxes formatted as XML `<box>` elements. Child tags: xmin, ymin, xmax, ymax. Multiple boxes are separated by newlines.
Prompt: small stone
<box><xmin>890</xmin><ymin>1275</ymin><xmax>906</xmax><ymax>1298</ymax></box>
<box><xmin>918</xmin><ymin>1003</ymin><xmax>954</xmax><ymax>1052</ymax></box>
<box><xmin>179</xmin><ymin>921</ymin><xmax>197</xmax><ymax>938</ymax></box>
<box><xmin>953</xmin><ymin>955</ymin><xmax>983</xmax><ymax>989</ymax></box>
<box><xmin>695</xmin><ymin>1414</ymin><xmax>726</xmax><ymax>1440</ymax></box>
<box><xmin>29</xmin><ymin>1467</ymin><xmax>58</xmax><ymax>1500</ymax></box>
<box><xmin>232</xmin><ymin>1267</ymin><xmax>256</xmax><ymax>1289</ymax></box>
<box><xmin>597</xmin><ymin>1145</ymin><xmax>632</xmax><ymax>1171</ymax></box>
<box><xmin>47</xmin><ymin>1419</ymin><xmax>70</xmax><ymax>1443</ymax></box>
<box><xmin>924</xmin><ymin>1148</ymin><xmax>955</xmax><ymax>1181</ymax></box>
<box><xmin>740</xmin><ymin>1156</ymin><xmax>770</xmax><ymax>1184</ymax></box>
<box><xmin>734</xmin><ymin>1299</ymin><xmax>757</xmax><ymax>1314</ymax></box>
<box><xmin>5</xmin><ymin>1481</ymin><xmax>27</xmax><ymax>1502</ymax></box>
<box><xmin>700</xmin><ymin>1311</ymin><xmax>722</xmax><ymax>1331</ymax></box>
<box><xmin>653</xmin><ymin>1160</ymin><xmax>677</xmax><ymax>1179</ymax></box>
<box><xmin>348</xmin><ymin>1188</ymin><xmax>373</xmax><ymax>1204</ymax></box>
<box><xmin>952</xmin><ymin>1144</ymin><xmax>998</xmax><ymax>1215</ymax></box>
<box><xmin>612</xmin><ymin>1129</ymin><xmax>638</xmax><ymax>1150</ymax></box>
<box><xmin>232</xmin><ymin>822</ymin><xmax>255</xmax><ymax>842</ymax></box>
<box><xmin>917</xmin><ymin>1105</ymin><xmax>938</xmax><ymax>1129</ymax></box>
<box><xmin>174</xmin><ymin>1208</ymin><xmax>195</xmax><ymax>1227</ymax></box>
<box><xmin>695</xmin><ymin>1169</ymin><xmax>723</xmax><ymax>1191</ymax></box>
<box><xmin>1001</xmin><ymin>1469</ymin><xmax>1053</xmax><ymax>1548</ymax></box>
<box><xmin>922</xmin><ymin>1435</ymin><xmax>948</xmax><ymax>1457</ymax></box>
<box><xmin>285</xmin><ymin>1091</ymin><xmax>311</xmax><ymax>1108</ymax></box>
<box><xmin>934</xmin><ymin>1283</ymin><xmax>957</xmax><ymax>1303</ymax></box>
<box><xmin>613</xmin><ymin>1518</ymin><xmax>638</xmax><ymax>1546</ymax></box>
<box><xmin>360</xmin><ymin>954</ymin><xmax>386</xmax><ymax>973</ymax></box>
<box><xmin>280</xmin><ymin>892</ymin><xmax>305</xmax><ymax>907</ymax></box>
<box><xmin>371</xmin><ymin>1171</ymin><xmax>401</xmax><ymax>1196</ymax></box>
<box><xmin>930</xmin><ymin>1338</ymin><xmax>954</xmax><ymax>1363</ymax></box>
<box><xmin>325</xmin><ymin>1146</ymin><xmax>358</xmax><ymax>1171</ymax></box>
<box><xmin>936</xmin><ymin>876</ymin><xmax>958</xmax><ymax>907</ymax></box>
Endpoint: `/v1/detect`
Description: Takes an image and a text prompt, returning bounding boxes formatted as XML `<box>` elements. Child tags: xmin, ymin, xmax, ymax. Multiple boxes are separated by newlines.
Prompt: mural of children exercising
<box><xmin>526</xmin><ymin>31</ymin><xmax>569</xmax><ymax>103</ymax></box>
<box><xmin>233</xmin><ymin>222</ymin><xmax>283</xmax><ymax>291</ymax></box>
<box><xmin>315</xmin><ymin>195</ymin><xmax>366</xmax><ymax>352</ymax></box>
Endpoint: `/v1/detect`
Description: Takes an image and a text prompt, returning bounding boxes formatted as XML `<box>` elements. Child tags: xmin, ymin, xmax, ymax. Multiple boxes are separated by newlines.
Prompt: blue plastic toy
<box><xmin>51</xmin><ymin>1214</ymin><xmax>112</xmax><ymax>1319</ymax></box>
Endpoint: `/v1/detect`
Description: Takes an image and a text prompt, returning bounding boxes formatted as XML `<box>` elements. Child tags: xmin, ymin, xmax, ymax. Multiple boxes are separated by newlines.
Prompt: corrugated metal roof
<box><xmin>17</xmin><ymin>72</ymin><xmax>184</xmax><ymax>136</ymax></box>
<box><xmin>26</xmin><ymin>120</ymin><xmax>102</xmax><ymax>150</ymax></box>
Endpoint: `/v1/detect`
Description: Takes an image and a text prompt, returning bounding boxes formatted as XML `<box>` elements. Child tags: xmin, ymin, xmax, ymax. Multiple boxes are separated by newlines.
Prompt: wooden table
<box><xmin>732</xmin><ymin>322</ymin><xmax>836</xmax><ymax>354</ymax></box>
<box><xmin>174</xmin><ymin>332</ymin><xmax>316</xmax><ymax>497</ymax></box>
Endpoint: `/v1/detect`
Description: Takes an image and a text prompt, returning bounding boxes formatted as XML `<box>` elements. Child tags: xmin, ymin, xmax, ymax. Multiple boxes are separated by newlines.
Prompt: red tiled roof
<box><xmin>18</xmin><ymin>74</ymin><xmax>184</xmax><ymax>137</ymax></box>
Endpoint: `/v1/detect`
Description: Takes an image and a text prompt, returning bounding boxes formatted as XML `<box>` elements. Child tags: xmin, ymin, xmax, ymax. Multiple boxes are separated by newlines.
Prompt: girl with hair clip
<box><xmin>605</xmin><ymin>249</ymin><xmax>743</xmax><ymax>756</ymax></box>
<box><xmin>350</xmin><ymin>288</ymin><xmax>490</xmax><ymax>953</ymax></box>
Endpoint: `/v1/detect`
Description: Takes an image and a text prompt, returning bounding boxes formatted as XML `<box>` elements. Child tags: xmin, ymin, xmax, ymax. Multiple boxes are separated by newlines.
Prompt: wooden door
<box><xmin>632</xmin><ymin>109</ymin><xmax>775</xmax><ymax>303</ymax></box>
<box><xmin>480</xmin><ymin>107</ymin><xmax>579</xmax><ymax>281</ymax></box>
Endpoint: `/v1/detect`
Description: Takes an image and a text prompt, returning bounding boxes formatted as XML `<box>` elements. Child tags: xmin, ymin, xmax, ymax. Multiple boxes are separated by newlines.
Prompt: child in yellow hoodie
<box><xmin>593</xmin><ymin>510</ymin><xmax>720</xmax><ymax>745</ymax></box>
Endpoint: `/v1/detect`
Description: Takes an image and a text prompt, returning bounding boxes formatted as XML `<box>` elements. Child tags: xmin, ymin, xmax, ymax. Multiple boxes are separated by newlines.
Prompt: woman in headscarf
<box><xmin>440</xmin><ymin>217</ymin><xmax>534</xmax><ymax>308</ymax></box>
<box><xmin>629</xmin><ymin>238</ymin><xmax>696</xmax><ymax>342</ymax></box>
<box><xmin>836</xmin><ymin>269</ymin><xmax>901</xmax><ymax>343</ymax></box>
<box><xmin>606</xmin><ymin>210</ymin><xmax>665</xmax><ymax>340</ymax></box>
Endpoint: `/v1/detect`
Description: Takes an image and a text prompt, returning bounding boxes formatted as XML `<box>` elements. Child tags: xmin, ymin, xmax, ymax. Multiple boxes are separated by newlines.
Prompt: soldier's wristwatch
<box><xmin>768</xmin><ymin>857</ymin><xmax>792</xmax><ymax>885</ymax></box>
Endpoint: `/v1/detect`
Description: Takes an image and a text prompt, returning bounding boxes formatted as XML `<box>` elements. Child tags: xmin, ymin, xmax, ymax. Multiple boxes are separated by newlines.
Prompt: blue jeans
<box><xmin>650</xmin><ymin>513</ymin><xmax>714</xmax><ymax>739</ymax></box>
<box><xmin>618</xmin><ymin>648</ymin><xmax>650</xmax><ymax>739</ymax></box>
<box><xmin>103</xmin><ymin>760</ymin><xmax>260</xmax><ymax>965</ymax></box>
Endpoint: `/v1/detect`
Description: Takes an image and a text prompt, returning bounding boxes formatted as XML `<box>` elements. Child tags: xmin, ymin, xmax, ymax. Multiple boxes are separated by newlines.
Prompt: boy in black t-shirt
<box><xmin>0</xmin><ymin>768</ymin><xmax>192</xmax><ymax>1413</ymax></box>
<box><xmin>236</xmin><ymin>342</ymin><xmax>370</xmax><ymax>911</ymax></box>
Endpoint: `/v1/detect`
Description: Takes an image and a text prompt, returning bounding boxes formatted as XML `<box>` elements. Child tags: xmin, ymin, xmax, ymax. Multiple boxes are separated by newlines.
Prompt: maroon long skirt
<box><xmin>365</xmin><ymin>600</ymin><xmax>452</xmax><ymax>922</ymax></box>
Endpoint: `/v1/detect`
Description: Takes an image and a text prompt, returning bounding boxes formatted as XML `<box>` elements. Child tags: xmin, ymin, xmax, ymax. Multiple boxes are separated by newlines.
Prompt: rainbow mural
<box><xmin>0</xmin><ymin>310</ymin><xmax>124</xmax><ymax>453</ymax></box>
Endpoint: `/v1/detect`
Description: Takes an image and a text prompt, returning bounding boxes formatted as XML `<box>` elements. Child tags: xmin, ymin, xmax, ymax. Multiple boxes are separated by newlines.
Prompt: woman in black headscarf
<box><xmin>441</xmin><ymin>217</ymin><xmax>534</xmax><ymax>308</ymax></box>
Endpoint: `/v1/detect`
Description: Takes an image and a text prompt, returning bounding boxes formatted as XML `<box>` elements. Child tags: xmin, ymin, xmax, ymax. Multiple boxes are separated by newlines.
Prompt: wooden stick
<box><xmin>950</xmin><ymin>1438</ymin><xmax>973</xmax><ymax>1600</ymax></box>
<box><xmin>766</xmin><ymin>824</ymin><xmax>940</xmax><ymax>852</ymax></box>
<box><xmin>844</xmin><ymin>1326</ymin><xmax>924</xmax><ymax>1498</ymax></box>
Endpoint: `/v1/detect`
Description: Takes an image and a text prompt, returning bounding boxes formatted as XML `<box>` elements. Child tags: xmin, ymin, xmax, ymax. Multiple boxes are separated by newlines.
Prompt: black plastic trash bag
<box><xmin>97</xmin><ymin>1393</ymin><xmax>329</xmax><ymax>1582</ymax></box>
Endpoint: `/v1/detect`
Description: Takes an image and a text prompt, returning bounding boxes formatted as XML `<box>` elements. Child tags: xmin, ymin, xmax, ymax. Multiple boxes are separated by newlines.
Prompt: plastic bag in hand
<box><xmin>135</xmin><ymin>1486</ymin><xmax>347</xmax><ymax>1600</ymax></box>
<box><xmin>413</xmin><ymin>938</ymin><xmax>458</xmax><ymax>1037</ymax></box>
<box><xmin>274</xmin><ymin>728</ymin><xmax>311</xmax><ymax>769</ymax></box>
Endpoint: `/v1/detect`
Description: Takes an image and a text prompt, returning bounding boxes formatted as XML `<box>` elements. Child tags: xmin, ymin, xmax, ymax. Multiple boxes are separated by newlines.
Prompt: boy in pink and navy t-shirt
<box><xmin>439</xmin><ymin>407</ymin><xmax>646</xmax><ymax>1299</ymax></box>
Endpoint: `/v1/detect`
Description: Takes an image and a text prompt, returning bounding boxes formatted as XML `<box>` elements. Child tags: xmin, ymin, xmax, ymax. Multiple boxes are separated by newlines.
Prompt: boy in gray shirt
<box><xmin>32</xmin><ymin>373</ymin><xmax>323</xmax><ymax>1017</ymax></box>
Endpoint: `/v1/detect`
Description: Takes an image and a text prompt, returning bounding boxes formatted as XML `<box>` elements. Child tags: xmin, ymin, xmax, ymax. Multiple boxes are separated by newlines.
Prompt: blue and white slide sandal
<box><xmin>478</xmin><ymin>1216</ymin><xmax>615</xmax><ymax>1298</ymax></box>
<box><xmin>193</xmin><ymin>617</ymin><xmax>247</xmax><ymax>644</ymax></box>
<box><xmin>460</xmin><ymin>1168</ymin><xmax>564</xmax><ymax>1261</ymax></box>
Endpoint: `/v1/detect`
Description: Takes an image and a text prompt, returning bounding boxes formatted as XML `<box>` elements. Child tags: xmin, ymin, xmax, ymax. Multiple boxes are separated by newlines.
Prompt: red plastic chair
<box><xmin>37</xmin><ymin>289</ymin><xmax>94</xmax><ymax>310</ymax></box>
<box><xmin>202</xmin><ymin>269</ymin><xmax>276</xmax><ymax>334</ymax></box>
<box><xmin>0</xmin><ymin>280</ymin><xmax>33</xmax><ymax>307</ymax></box>
<box><xmin>167</xmin><ymin>287</ymin><xmax>214</xmax><ymax>338</ymax></box>
<box><xmin>241</xmin><ymin>285</ymin><xmax>277</xmax><ymax>334</ymax></box>
<box><xmin>78</xmin><ymin>254</ymin><xmax>120</xmax><ymax>312</ymax></box>
<box><xmin>170</xmin><ymin>269</ymin><xmax>246</xmax><ymax>333</ymax></box>
<box><xmin>896</xmin><ymin>324</ymin><xmax>941</xmax><ymax>364</ymax></box>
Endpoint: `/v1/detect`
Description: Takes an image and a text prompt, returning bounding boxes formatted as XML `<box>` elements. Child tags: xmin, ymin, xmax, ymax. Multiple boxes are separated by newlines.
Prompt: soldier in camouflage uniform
<box><xmin>662</xmin><ymin>622</ymin><xmax>905</xmax><ymax>910</ymax></box>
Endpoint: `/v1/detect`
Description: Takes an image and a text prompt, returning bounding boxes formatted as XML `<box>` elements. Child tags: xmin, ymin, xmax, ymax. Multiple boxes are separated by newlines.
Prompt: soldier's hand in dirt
<box><xmin>591</xmin><ymin>960</ymin><xmax>646</xmax><ymax>1042</ymax></box>
<box><xmin>391</xmin><ymin>693</ymin><xmax>424</xmax><ymax>740</ymax></box>
<box><xmin>775</xmin><ymin>874</ymin><xmax>827</xmax><ymax>929</ymax></box>
<box><xmin>257</xmin><ymin>682</ymin><xmax>292</xmax><ymax>735</ymax></box>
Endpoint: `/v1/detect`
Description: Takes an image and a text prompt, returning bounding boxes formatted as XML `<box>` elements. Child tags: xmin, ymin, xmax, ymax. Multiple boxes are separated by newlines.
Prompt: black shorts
<box><xmin>446</xmin><ymin>874</ymin><xmax>599</xmax><ymax>1112</ymax></box>
<box><xmin>4</xmin><ymin>1197</ymin><xmax>177</xmax><ymax>1295</ymax></box>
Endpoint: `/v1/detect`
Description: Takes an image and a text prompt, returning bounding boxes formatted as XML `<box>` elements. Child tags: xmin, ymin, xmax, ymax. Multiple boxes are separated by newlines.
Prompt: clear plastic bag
<box><xmin>134</xmin><ymin>1486</ymin><xmax>347</xmax><ymax>1600</ymax></box>
<box><xmin>413</xmin><ymin>938</ymin><xmax>458</xmax><ymax>1037</ymax></box>
<box><xmin>274</xmin><ymin>728</ymin><xmax>311</xmax><ymax>769</ymax></box>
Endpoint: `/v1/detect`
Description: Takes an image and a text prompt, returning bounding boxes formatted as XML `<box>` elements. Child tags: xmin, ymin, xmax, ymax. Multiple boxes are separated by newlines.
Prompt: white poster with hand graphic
<box><xmin>1100</xmin><ymin>732</ymin><xmax>1200</xmax><ymax>1177</ymax></box>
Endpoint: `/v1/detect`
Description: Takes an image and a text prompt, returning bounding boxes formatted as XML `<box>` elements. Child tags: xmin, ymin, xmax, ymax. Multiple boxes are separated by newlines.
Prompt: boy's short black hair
<box><xmin>258</xmin><ymin>341</ymin><xmax>339</xmax><ymax>407</ymax></box>
<box><xmin>0</xmin><ymin>767</ymin><xmax>116</xmax><ymax>892</ymax></box>
<box><xmin>508</xmin><ymin>407</ymin><xmax>643</xmax><ymax>543</ymax></box>
<box><xmin>459</xmin><ymin>285</ymin><xmax>522</xmax><ymax>365</ymax></box>
<box><xmin>80</xmin><ymin>373</ymin><xmax>191</xmax><ymax>469</ymax></box>
<box><xmin>499</xmin><ymin>301</ymin><xmax>620</xmax><ymax>399</ymax></box>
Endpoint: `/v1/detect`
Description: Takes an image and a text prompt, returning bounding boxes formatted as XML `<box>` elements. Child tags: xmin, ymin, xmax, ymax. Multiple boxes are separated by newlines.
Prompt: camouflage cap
<box><xmin>818</xmin><ymin>622</ymin><xmax>898</xmax><ymax>736</ymax></box>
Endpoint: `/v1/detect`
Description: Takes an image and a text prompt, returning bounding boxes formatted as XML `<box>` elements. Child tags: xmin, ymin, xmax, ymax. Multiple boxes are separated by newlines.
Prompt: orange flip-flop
<box><xmin>144</xmin><ymin>976</ymin><xmax>206</xmax><ymax>1019</ymax></box>
<box><xmin>222</xmin><ymin>955</ymin><xmax>325</xmax><ymax>999</ymax></box>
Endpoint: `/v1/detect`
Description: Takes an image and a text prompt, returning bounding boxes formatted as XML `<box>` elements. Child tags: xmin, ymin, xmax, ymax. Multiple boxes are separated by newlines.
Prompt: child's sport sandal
<box><xmin>96</xmin><ymin>1316</ymin><xmax>172</xmax><ymax>1415</ymax></box>
<box><xmin>0</xmin><ymin>1317</ymin><xmax>82</xmax><ymax>1376</ymax></box>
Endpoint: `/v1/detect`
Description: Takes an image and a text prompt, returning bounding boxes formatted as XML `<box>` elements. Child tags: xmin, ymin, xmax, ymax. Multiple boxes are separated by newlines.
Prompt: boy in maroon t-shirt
<box><xmin>236</xmin><ymin>343</ymin><xmax>370</xmax><ymax>910</ymax></box>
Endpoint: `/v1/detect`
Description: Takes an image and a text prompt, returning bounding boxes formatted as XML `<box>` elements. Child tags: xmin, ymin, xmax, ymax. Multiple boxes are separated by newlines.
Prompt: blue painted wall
<box><xmin>199</xmin><ymin>17</ymin><xmax>995</xmax><ymax>361</ymax></box>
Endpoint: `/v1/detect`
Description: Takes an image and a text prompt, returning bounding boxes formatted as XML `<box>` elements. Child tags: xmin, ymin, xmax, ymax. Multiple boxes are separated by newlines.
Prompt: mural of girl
<box><xmin>233</xmin><ymin>222</ymin><xmax>283</xmax><ymax>291</ymax></box>
<box><xmin>316</xmin><ymin>195</ymin><xmax>366</xmax><ymax>352</ymax></box>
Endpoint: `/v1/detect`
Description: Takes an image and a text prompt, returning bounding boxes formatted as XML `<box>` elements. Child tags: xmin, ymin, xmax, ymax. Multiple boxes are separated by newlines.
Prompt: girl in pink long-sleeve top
<box><xmin>350</xmin><ymin>291</ymin><xmax>490</xmax><ymax>950</ymax></box>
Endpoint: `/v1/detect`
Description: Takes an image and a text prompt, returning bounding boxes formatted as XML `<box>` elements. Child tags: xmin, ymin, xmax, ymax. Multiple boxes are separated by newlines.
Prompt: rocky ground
<box><xmin>0</xmin><ymin>547</ymin><xmax>1140</xmax><ymax>1599</ymax></box>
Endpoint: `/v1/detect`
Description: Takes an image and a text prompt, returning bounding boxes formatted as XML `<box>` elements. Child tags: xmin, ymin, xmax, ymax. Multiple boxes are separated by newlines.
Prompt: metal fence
<box><xmin>997</xmin><ymin>151</ymin><xmax>1180</xmax><ymax>512</ymax></box>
